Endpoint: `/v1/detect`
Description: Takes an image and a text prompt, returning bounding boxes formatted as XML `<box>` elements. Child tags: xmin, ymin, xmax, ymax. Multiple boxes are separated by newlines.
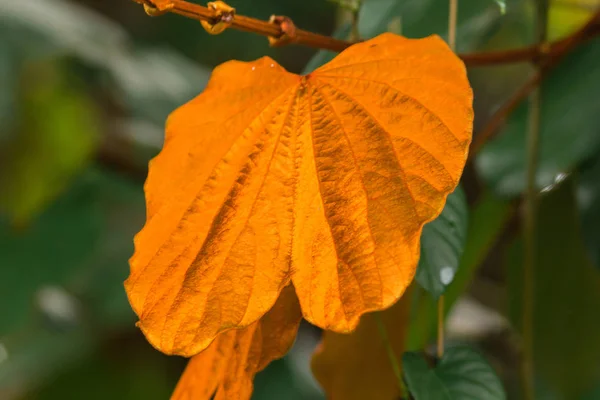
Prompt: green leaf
<box><xmin>548</xmin><ymin>0</ymin><xmax>597</xmax><ymax>42</ymax></box>
<box><xmin>581</xmin><ymin>383</ymin><xmax>600</xmax><ymax>400</ymax></box>
<box><xmin>0</xmin><ymin>166</ymin><xmax>145</xmax><ymax>393</ymax></box>
<box><xmin>476</xmin><ymin>38</ymin><xmax>600</xmax><ymax>197</ymax></box>
<box><xmin>577</xmin><ymin>152</ymin><xmax>600</xmax><ymax>269</ymax></box>
<box><xmin>0</xmin><ymin>167</ymin><xmax>144</xmax><ymax>334</ymax></box>
<box><xmin>69</xmin><ymin>168</ymin><xmax>146</xmax><ymax>327</ymax></box>
<box><xmin>0</xmin><ymin>174</ymin><xmax>102</xmax><ymax>334</ymax></box>
<box><xmin>408</xmin><ymin>192</ymin><xmax>513</xmax><ymax>350</ymax></box>
<box><xmin>416</xmin><ymin>186</ymin><xmax>468</xmax><ymax>299</ymax></box>
<box><xmin>403</xmin><ymin>346</ymin><xmax>506</xmax><ymax>400</ymax></box>
<box><xmin>507</xmin><ymin>179</ymin><xmax>600</xmax><ymax>398</ymax></box>
<box><xmin>358</xmin><ymin>0</ymin><xmax>508</xmax><ymax>51</ymax></box>
<box><xmin>0</xmin><ymin>59</ymin><xmax>100</xmax><ymax>225</ymax></box>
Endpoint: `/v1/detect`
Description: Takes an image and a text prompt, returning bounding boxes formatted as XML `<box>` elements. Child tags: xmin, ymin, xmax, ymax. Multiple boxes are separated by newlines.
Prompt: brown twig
<box><xmin>133</xmin><ymin>0</ymin><xmax>600</xmax><ymax>66</ymax></box>
<box><xmin>461</xmin><ymin>22</ymin><xmax>600</xmax><ymax>66</ymax></box>
<box><xmin>135</xmin><ymin>0</ymin><xmax>350</xmax><ymax>52</ymax></box>
<box><xmin>469</xmin><ymin>10</ymin><xmax>600</xmax><ymax>157</ymax></box>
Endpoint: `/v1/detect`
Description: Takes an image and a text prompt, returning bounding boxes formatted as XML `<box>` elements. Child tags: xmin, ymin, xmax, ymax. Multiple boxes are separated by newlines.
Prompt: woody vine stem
<box><xmin>522</xmin><ymin>2</ymin><xmax>549</xmax><ymax>399</ymax></box>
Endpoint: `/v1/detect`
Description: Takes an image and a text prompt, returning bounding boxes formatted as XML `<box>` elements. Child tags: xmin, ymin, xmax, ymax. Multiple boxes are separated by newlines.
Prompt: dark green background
<box><xmin>1</xmin><ymin>0</ymin><xmax>599</xmax><ymax>399</ymax></box>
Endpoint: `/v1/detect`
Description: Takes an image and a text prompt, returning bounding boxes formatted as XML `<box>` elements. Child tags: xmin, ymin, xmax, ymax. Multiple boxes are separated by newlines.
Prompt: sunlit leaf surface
<box><xmin>126</xmin><ymin>33</ymin><xmax>473</xmax><ymax>357</ymax></box>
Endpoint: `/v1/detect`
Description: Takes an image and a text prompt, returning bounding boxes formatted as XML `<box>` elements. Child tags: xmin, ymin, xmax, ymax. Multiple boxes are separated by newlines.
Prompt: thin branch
<box><xmin>461</xmin><ymin>23</ymin><xmax>600</xmax><ymax>66</ymax></box>
<box><xmin>351</xmin><ymin>8</ymin><xmax>361</xmax><ymax>42</ymax></box>
<box><xmin>132</xmin><ymin>0</ymin><xmax>600</xmax><ymax>66</ymax></box>
<box><xmin>522</xmin><ymin>87</ymin><xmax>539</xmax><ymax>400</ymax></box>
<box><xmin>521</xmin><ymin>1</ymin><xmax>549</xmax><ymax>399</ymax></box>
<box><xmin>338</xmin><ymin>0</ymin><xmax>363</xmax><ymax>41</ymax></box>
<box><xmin>436</xmin><ymin>296</ymin><xmax>445</xmax><ymax>359</ymax></box>
<box><xmin>469</xmin><ymin>10</ymin><xmax>600</xmax><ymax>158</ymax></box>
<box><xmin>448</xmin><ymin>0</ymin><xmax>458</xmax><ymax>51</ymax></box>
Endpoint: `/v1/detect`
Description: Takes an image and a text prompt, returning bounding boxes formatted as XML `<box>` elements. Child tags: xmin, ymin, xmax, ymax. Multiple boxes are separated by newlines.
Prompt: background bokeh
<box><xmin>1</xmin><ymin>0</ymin><xmax>599</xmax><ymax>399</ymax></box>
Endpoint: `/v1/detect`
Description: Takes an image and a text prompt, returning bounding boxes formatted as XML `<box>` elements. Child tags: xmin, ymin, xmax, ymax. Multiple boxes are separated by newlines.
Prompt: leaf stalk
<box><xmin>375</xmin><ymin>313</ymin><xmax>409</xmax><ymax>399</ymax></box>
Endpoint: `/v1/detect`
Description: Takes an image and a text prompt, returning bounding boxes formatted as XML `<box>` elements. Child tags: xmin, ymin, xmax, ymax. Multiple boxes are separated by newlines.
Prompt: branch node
<box><xmin>201</xmin><ymin>1</ymin><xmax>236</xmax><ymax>35</ymax></box>
<box><xmin>268</xmin><ymin>15</ymin><xmax>297</xmax><ymax>47</ymax></box>
<box><xmin>532</xmin><ymin>41</ymin><xmax>552</xmax><ymax>65</ymax></box>
<box><xmin>134</xmin><ymin>0</ymin><xmax>174</xmax><ymax>16</ymax></box>
<box><xmin>539</xmin><ymin>42</ymin><xmax>552</xmax><ymax>55</ymax></box>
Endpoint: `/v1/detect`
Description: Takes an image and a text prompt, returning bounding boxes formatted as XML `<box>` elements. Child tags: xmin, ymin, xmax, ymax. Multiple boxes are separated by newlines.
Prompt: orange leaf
<box><xmin>172</xmin><ymin>285</ymin><xmax>302</xmax><ymax>400</ymax></box>
<box><xmin>126</xmin><ymin>33</ymin><xmax>473</xmax><ymax>356</ymax></box>
<box><xmin>311</xmin><ymin>285</ymin><xmax>413</xmax><ymax>400</ymax></box>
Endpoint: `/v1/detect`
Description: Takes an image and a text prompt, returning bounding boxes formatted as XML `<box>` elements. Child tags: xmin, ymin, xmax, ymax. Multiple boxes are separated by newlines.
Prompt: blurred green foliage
<box><xmin>507</xmin><ymin>179</ymin><xmax>600</xmax><ymax>399</ymax></box>
<box><xmin>1</xmin><ymin>0</ymin><xmax>599</xmax><ymax>399</ymax></box>
<box><xmin>577</xmin><ymin>152</ymin><xmax>600</xmax><ymax>270</ymax></box>
<box><xmin>477</xmin><ymin>38</ymin><xmax>600</xmax><ymax>197</ymax></box>
<box><xmin>0</xmin><ymin>60</ymin><xmax>100</xmax><ymax>225</ymax></box>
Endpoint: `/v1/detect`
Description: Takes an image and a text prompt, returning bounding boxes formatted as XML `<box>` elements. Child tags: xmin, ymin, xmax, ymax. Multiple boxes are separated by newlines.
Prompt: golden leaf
<box><xmin>126</xmin><ymin>33</ymin><xmax>473</xmax><ymax>356</ymax></box>
<box><xmin>312</xmin><ymin>285</ymin><xmax>413</xmax><ymax>400</ymax></box>
<box><xmin>171</xmin><ymin>285</ymin><xmax>302</xmax><ymax>400</ymax></box>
